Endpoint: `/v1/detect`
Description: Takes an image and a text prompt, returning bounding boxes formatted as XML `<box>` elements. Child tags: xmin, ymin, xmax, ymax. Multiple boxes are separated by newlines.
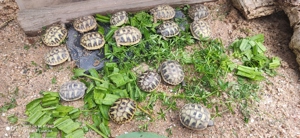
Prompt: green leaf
<box><xmin>248</xmin><ymin>33</ymin><xmax>264</xmax><ymax>42</ymax></box>
<box><xmin>52</xmin><ymin>105</ymin><xmax>74</xmax><ymax>118</ymax></box>
<box><xmin>89</xmin><ymin>68</ymin><xmax>102</xmax><ymax>86</ymax></box>
<box><xmin>25</xmin><ymin>98</ymin><xmax>42</xmax><ymax>115</ymax></box>
<box><xmin>99</xmin><ymin>105</ymin><xmax>110</xmax><ymax>120</ymax></box>
<box><xmin>95</xmin><ymin>14</ymin><xmax>110</xmax><ymax>22</ymax></box>
<box><xmin>42</xmin><ymin>91</ymin><xmax>60</xmax><ymax>97</ymax></box>
<box><xmin>29</xmin><ymin>132</ymin><xmax>42</xmax><ymax>138</ymax></box>
<box><xmin>86</xmin><ymin>122</ymin><xmax>108</xmax><ymax>138</ymax></box>
<box><xmin>108</xmin><ymin>73</ymin><xmax>127</xmax><ymax>87</ymax></box>
<box><xmin>27</xmin><ymin>110</ymin><xmax>45</xmax><ymax>125</ymax></box>
<box><xmin>239</xmin><ymin>39</ymin><xmax>250</xmax><ymax>51</ymax></box>
<box><xmin>256</xmin><ymin>42</ymin><xmax>267</xmax><ymax>53</ymax></box>
<box><xmin>236</xmin><ymin>65</ymin><xmax>264</xmax><ymax>81</ymax></box>
<box><xmin>94</xmin><ymin>88</ymin><xmax>105</xmax><ymax>104</ymax></box>
<box><xmin>73</xmin><ymin>68</ymin><xmax>86</xmax><ymax>78</ymax></box>
<box><xmin>98</xmin><ymin>25</ymin><xmax>105</xmax><ymax>35</ymax></box>
<box><xmin>102</xmin><ymin>94</ymin><xmax>120</xmax><ymax>105</ymax></box>
<box><xmin>54</xmin><ymin>118</ymin><xmax>80</xmax><ymax>134</ymax></box>
<box><xmin>116</xmin><ymin>132</ymin><xmax>167</xmax><ymax>138</ymax></box>
<box><xmin>45</xmin><ymin>131</ymin><xmax>58</xmax><ymax>138</ymax></box>
<box><xmin>269</xmin><ymin>57</ymin><xmax>281</xmax><ymax>69</ymax></box>
<box><xmin>65</xmin><ymin>129</ymin><xmax>85</xmax><ymax>138</ymax></box>
<box><xmin>99</xmin><ymin>122</ymin><xmax>111</xmax><ymax>136</ymax></box>
<box><xmin>35</xmin><ymin>113</ymin><xmax>52</xmax><ymax>127</ymax></box>
<box><xmin>7</xmin><ymin>114</ymin><xmax>18</xmax><ymax>124</ymax></box>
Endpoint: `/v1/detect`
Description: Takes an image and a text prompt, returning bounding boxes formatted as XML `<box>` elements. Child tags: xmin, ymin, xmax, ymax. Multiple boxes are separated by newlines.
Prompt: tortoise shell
<box><xmin>157</xmin><ymin>20</ymin><xmax>180</xmax><ymax>39</ymax></box>
<box><xmin>73</xmin><ymin>15</ymin><xmax>97</xmax><ymax>33</ymax></box>
<box><xmin>137</xmin><ymin>70</ymin><xmax>161</xmax><ymax>92</ymax></box>
<box><xmin>44</xmin><ymin>47</ymin><xmax>70</xmax><ymax>66</ymax></box>
<box><xmin>150</xmin><ymin>5</ymin><xmax>175</xmax><ymax>23</ymax></box>
<box><xmin>180</xmin><ymin>103</ymin><xmax>214</xmax><ymax>130</ymax></box>
<box><xmin>188</xmin><ymin>4</ymin><xmax>209</xmax><ymax>20</ymax></box>
<box><xmin>113</xmin><ymin>26</ymin><xmax>142</xmax><ymax>47</ymax></box>
<box><xmin>80</xmin><ymin>32</ymin><xmax>106</xmax><ymax>50</ymax></box>
<box><xmin>158</xmin><ymin>60</ymin><xmax>184</xmax><ymax>85</ymax></box>
<box><xmin>190</xmin><ymin>20</ymin><xmax>211</xmax><ymax>40</ymax></box>
<box><xmin>59</xmin><ymin>81</ymin><xmax>87</xmax><ymax>101</ymax></box>
<box><xmin>110</xmin><ymin>11</ymin><xmax>129</xmax><ymax>27</ymax></box>
<box><xmin>42</xmin><ymin>25</ymin><xmax>67</xmax><ymax>46</ymax></box>
<box><xmin>109</xmin><ymin>98</ymin><xmax>137</xmax><ymax>124</ymax></box>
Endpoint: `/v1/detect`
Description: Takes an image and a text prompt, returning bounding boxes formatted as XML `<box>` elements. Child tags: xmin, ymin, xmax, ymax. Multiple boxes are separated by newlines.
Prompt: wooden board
<box><xmin>15</xmin><ymin>0</ymin><xmax>84</xmax><ymax>10</ymax></box>
<box><xmin>16</xmin><ymin>0</ymin><xmax>216</xmax><ymax>36</ymax></box>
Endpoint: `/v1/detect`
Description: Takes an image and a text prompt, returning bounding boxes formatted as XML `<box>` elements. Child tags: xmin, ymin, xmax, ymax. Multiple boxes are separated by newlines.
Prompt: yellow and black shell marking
<box><xmin>42</xmin><ymin>25</ymin><xmax>67</xmax><ymax>46</ymax></box>
<box><xmin>137</xmin><ymin>70</ymin><xmax>161</xmax><ymax>92</ymax></box>
<box><xmin>179</xmin><ymin>103</ymin><xmax>214</xmax><ymax>130</ymax></box>
<box><xmin>188</xmin><ymin>4</ymin><xmax>209</xmax><ymax>21</ymax></box>
<box><xmin>110</xmin><ymin>11</ymin><xmax>129</xmax><ymax>27</ymax></box>
<box><xmin>157</xmin><ymin>20</ymin><xmax>180</xmax><ymax>39</ymax></box>
<box><xmin>59</xmin><ymin>81</ymin><xmax>87</xmax><ymax>101</ymax></box>
<box><xmin>80</xmin><ymin>32</ymin><xmax>106</xmax><ymax>50</ymax></box>
<box><xmin>109</xmin><ymin>98</ymin><xmax>137</xmax><ymax>124</ymax></box>
<box><xmin>158</xmin><ymin>60</ymin><xmax>184</xmax><ymax>85</ymax></box>
<box><xmin>73</xmin><ymin>15</ymin><xmax>97</xmax><ymax>33</ymax></box>
<box><xmin>150</xmin><ymin>4</ymin><xmax>175</xmax><ymax>23</ymax></box>
<box><xmin>190</xmin><ymin>20</ymin><xmax>211</xmax><ymax>40</ymax></box>
<box><xmin>44</xmin><ymin>47</ymin><xmax>70</xmax><ymax>66</ymax></box>
<box><xmin>113</xmin><ymin>26</ymin><xmax>142</xmax><ymax>47</ymax></box>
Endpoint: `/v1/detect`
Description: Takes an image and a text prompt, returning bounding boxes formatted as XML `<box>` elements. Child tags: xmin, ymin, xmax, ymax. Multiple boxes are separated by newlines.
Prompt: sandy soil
<box><xmin>0</xmin><ymin>0</ymin><xmax>299</xmax><ymax>137</ymax></box>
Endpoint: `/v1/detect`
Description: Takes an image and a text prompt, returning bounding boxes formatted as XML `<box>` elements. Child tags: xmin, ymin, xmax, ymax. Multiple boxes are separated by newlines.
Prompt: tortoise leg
<box><xmin>207</xmin><ymin>120</ymin><xmax>214</xmax><ymax>127</ymax></box>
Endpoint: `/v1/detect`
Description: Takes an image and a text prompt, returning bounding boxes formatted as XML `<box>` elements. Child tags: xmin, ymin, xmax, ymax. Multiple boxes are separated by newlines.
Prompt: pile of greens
<box><xmin>5</xmin><ymin>5</ymin><xmax>281</xmax><ymax>138</ymax></box>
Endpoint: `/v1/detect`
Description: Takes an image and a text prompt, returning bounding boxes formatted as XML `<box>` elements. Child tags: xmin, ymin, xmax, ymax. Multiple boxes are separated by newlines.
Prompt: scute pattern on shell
<box><xmin>157</xmin><ymin>21</ymin><xmax>180</xmax><ymax>39</ymax></box>
<box><xmin>42</xmin><ymin>25</ymin><xmax>67</xmax><ymax>46</ymax></box>
<box><xmin>188</xmin><ymin>4</ymin><xmax>209</xmax><ymax>20</ymax></box>
<box><xmin>114</xmin><ymin>26</ymin><xmax>142</xmax><ymax>46</ymax></box>
<box><xmin>159</xmin><ymin>60</ymin><xmax>184</xmax><ymax>85</ymax></box>
<box><xmin>73</xmin><ymin>15</ymin><xmax>97</xmax><ymax>33</ymax></box>
<box><xmin>180</xmin><ymin>104</ymin><xmax>212</xmax><ymax>130</ymax></box>
<box><xmin>190</xmin><ymin>20</ymin><xmax>211</xmax><ymax>40</ymax></box>
<box><xmin>150</xmin><ymin>5</ymin><xmax>176</xmax><ymax>23</ymax></box>
<box><xmin>110</xmin><ymin>11</ymin><xmax>129</xmax><ymax>27</ymax></box>
<box><xmin>80</xmin><ymin>32</ymin><xmax>106</xmax><ymax>50</ymax></box>
<box><xmin>137</xmin><ymin>70</ymin><xmax>161</xmax><ymax>92</ymax></box>
<box><xmin>59</xmin><ymin>81</ymin><xmax>87</xmax><ymax>101</ymax></box>
<box><xmin>109</xmin><ymin>98</ymin><xmax>137</xmax><ymax>124</ymax></box>
<box><xmin>44</xmin><ymin>47</ymin><xmax>70</xmax><ymax>66</ymax></box>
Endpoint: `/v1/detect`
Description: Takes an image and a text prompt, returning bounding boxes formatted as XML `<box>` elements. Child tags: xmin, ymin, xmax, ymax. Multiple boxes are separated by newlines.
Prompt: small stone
<box><xmin>6</xmin><ymin>126</ymin><xmax>10</xmax><ymax>131</ymax></box>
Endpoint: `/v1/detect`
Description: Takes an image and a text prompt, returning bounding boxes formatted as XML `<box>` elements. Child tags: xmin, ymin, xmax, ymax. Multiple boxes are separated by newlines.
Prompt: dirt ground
<box><xmin>0</xmin><ymin>0</ymin><xmax>299</xmax><ymax>137</ymax></box>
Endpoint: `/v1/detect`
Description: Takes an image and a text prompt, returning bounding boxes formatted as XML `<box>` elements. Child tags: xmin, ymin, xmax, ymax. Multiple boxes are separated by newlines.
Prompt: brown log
<box><xmin>231</xmin><ymin>0</ymin><xmax>281</xmax><ymax>19</ymax></box>
<box><xmin>16</xmin><ymin>0</ymin><xmax>216</xmax><ymax>36</ymax></box>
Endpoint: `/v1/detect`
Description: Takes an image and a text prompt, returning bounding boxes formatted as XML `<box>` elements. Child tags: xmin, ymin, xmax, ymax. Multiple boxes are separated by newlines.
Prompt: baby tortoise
<box><xmin>59</xmin><ymin>81</ymin><xmax>87</xmax><ymax>101</ymax></box>
<box><xmin>42</xmin><ymin>24</ymin><xmax>67</xmax><ymax>46</ymax></box>
<box><xmin>137</xmin><ymin>70</ymin><xmax>161</xmax><ymax>92</ymax></box>
<box><xmin>109</xmin><ymin>98</ymin><xmax>137</xmax><ymax>124</ymax></box>
<box><xmin>190</xmin><ymin>20</ymin><xmax>211</xmax><ymax>40</ymax></box>
<box><xmin>158</xmin><ymin>60</ymin><xmax>184</xmax><ymax>85</ymax></box>
<box><xmin>110</xmin><ymin>11</ymin><xmax>129</xmax><ymax>27</ymax></box>
<box><xmin>157</xmin><ymin>20</ymin><xmax>180</xmax><ymax>40</ymax></box>
<box><xmin>180</xmin><ymin>103</ymin><xmax>214</xmax><ymax>130</ymax></box>
<box><xmin>80</xmin><ymin>32</ymin><xmax>106</xmax><ymax>50</ymax></box>
<box><xmin>113</xmin><ymin>26</ymin><xmax>142</xmax><ymax>47</ymax></box>
<box><xmin>73</xmin><ymin>15</ymin><xmax>97</xmax><ymax>33</ymax></box>
<box><xmin>188</xmin><ymin>4</ymin><xmax>209</xmax><ymax>20</ymax></box>
<box><xmin>44</xmin><ymin>47</ymin><xmax>70</xmax><ymax>66</ymax></box>
<box><xmin>150</xmin><ymin>5</ymin><xmax>175</xmax><ymax>23</ymax></box>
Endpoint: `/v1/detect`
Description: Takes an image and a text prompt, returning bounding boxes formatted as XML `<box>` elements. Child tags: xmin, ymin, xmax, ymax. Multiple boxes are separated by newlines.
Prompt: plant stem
<box><xmin>86</xmin><ymin>122</ymin><xmax>108</xmax><ymax>138</ymax></box>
